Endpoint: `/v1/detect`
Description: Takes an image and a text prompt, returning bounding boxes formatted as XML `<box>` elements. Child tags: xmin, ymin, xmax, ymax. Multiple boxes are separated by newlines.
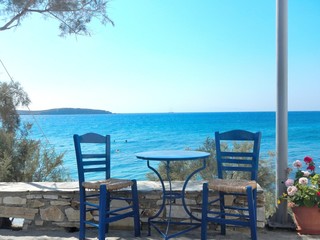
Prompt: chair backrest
<box><xmin>215</xmin><ymin>130</ymin><xmax>261</xmax><ymax>181</ymax></box>
<box><xmin>73</xmin><ymin>133</ymin><xmax>111</xmax><ymax>184</ymax></box>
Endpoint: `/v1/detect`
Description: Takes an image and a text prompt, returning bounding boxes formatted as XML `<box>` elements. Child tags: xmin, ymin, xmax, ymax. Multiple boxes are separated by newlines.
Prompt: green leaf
<box><xmin>304</xmin><ymin>199</ymin><xmax>315</xmax><ymax>208</ymax></box>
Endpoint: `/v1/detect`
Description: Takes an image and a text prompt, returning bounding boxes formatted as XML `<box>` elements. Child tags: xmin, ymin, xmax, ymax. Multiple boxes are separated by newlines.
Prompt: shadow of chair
<box><xmin>73</xmin><ymin>133</ymin><xmax>140</xmax><ymax>240</ymax></box>
<box><xmin>201</xmin><ymin>130</ymin><xmax>261</xmax><ymax>240</ymax></box>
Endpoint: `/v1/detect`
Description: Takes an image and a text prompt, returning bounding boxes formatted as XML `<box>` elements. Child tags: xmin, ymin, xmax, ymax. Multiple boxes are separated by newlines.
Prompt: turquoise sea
<box><xmin>21</xmin><ymin>111</ymin><xmax>320</xmax><ymax>181</ymax></box>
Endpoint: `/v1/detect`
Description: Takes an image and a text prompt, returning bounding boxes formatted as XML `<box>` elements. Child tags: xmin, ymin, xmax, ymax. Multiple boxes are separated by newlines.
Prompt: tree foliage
<box><xmin>0</xmin><ymin>0</ymin><xmax>114</xmax><ymax>36</ymax></box>
<box><xmin>0</xmin><ymin>80</ymin><xmax>68</xmax><ymax>181</ymax></box>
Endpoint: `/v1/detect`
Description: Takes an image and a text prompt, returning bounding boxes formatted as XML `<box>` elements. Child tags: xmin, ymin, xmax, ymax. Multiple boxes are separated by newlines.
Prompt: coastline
<box><xmin>18</xmin><ymin>108</ymin><xmax>112</xmax><ymax>115</ymax></box>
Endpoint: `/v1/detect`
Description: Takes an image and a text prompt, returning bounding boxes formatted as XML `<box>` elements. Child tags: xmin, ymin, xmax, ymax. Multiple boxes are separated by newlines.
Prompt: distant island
<box><xmin>18</xmin><ymin>108</ymin><xmax>112</xmax><ymax>115</ymax></box>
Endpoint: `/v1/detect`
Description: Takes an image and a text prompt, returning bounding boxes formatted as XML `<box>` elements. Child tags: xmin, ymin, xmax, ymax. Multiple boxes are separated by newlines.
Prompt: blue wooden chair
<box><xmin>201</xmin><ymin>130</ymin><xmax>261</xmax><ymax>240</ymax></box>
<box><xmin>73</xmin><ymin>133</ymin><xmax>140</xmax><ymax>240</ymax></box>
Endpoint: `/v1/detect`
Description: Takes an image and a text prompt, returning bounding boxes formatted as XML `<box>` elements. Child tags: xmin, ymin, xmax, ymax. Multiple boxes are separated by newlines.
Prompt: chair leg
<box><xmin>219</xmin><ymin>192</ymin><xmax>226</xmax><ymax>235</ymax></box>
<box><xmin>105</xmin><ymin>191</ymin><xmax>111</xmax><ymax>234</ymax></box>
<box><xmin>79</xmin><ymin>190</ymin><xmax>86</xmax><ymax>240</ymax></box>
<box><xmin>246</xmin><ymin>187</ymin><xmax>257</xmax><ymax>240</ymax></box>
<box><xmin>253</xmin><ymin>189</ymin><xmax>257</xmax><ymax>225</ymax></box>
<box><xmin>147</xmin><ymin>218</ymin><xmax>151</xmax><ymax>236</ymax></box>
<box><xmin>99</xmin><ymin>185</ymin><xmax>107</xmax><ymax>240</ymax></box>
<box><xmin>201</xmin><ymin>183</ymin><xmax>209</xmax><ymax>240</ymax></box>
<box><xmin>132</xmin><ymin>180</ymin><xmax>141</xmax><ymax>237</ymax></box>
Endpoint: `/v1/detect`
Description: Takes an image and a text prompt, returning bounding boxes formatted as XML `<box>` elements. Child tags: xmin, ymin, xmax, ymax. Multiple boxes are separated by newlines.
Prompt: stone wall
<box><xmin>0</xmin><ymin>181</ymin><xmax>265</xmax><ymax>230</ymax></box>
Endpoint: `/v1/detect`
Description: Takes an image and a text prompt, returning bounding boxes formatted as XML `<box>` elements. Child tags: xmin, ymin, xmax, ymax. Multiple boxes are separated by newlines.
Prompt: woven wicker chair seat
<box><xmin>82</xmin><ymin>178</ymin><xmax>133</xmax><ymax>191</ymax></box>
<box><xmin>208</xmin><ymin>179</ymin><xmax>257</xmax><ymax>194</ymax></box>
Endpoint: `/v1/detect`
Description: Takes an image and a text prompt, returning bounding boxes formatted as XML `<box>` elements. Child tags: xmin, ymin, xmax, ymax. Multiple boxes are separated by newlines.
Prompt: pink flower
<box><xmin>304</xmin><ymin>156</ymin><xmax>313</xmax><ymax>164</ymax></box>
<box><xmin>317</xmin><ymin>192</ymin><xmax>320</xmax><ymax>197</ymax></box>
<box><xmin>298</xmin><ymin>177</ymin><xmax>308</xmax><ymax>185</ymax></box>
<box><xmin>287</xmin><ymin>186</ymin><xmax>298</xmax><ymax>196</ymax></box>
<box><xmin>302</xmin><ymin>171</ymin><xmax>311</xmax><ymax>177</ymax></box>
<box><xmin>285</xmin><ymin>179</ymin><xmax>294</xmax><ymax>187</ymax></box>
<box><xmin>293</xmin><ymin>160</ymin><xmax>302</xmax><ymax>169</ymax></box>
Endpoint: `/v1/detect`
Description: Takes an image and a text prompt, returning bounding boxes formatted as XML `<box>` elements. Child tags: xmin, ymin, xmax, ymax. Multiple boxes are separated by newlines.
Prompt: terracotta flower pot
<box><xmin>292</xmin><ymin>206</ymin><xmax>320</xmax><ymax>235</ymax></box>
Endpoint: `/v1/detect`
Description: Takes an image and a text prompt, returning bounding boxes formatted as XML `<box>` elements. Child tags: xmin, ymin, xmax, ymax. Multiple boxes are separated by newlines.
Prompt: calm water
<box><xmin>21</xmin><ymin>112</ymin><xmax>320</xmax><ymax>180</ymax></box>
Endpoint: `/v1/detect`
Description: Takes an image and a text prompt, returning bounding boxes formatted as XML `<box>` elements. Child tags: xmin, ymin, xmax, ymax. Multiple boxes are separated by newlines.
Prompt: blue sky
<box><xmin>1</xmin><ymin>0</ymin><xmax>319</xmax><ymax>113</ymax></box>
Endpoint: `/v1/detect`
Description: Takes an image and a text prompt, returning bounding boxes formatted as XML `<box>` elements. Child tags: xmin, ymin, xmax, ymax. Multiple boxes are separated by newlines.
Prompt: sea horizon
<box><xmin>19</xmin><ymin>108</ymin><xmax>320</xmax><ymax>114</ymax></box>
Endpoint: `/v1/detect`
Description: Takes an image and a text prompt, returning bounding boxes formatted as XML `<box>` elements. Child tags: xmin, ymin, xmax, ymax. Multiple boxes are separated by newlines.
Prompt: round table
<box><xmin>136</xmin><ymin>150</ymin><xmax>210</xmax><ymax>239</ymax></box>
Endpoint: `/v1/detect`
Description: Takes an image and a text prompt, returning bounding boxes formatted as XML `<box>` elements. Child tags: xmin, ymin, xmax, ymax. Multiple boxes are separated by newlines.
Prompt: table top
<box><xmin>135</xmin><ymin>150</ymin><xmax>210</xmax><ymax>161</ymax></box>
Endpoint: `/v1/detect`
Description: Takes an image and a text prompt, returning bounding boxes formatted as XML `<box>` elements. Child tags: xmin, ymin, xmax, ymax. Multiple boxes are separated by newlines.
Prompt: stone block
<box><xmin>26</xmin><ymin>194</ymin><xmax>43</xmax><ymax>199</ymax></box>
<box><xmin>3</xmin><ymin>196</ymin><xmax>27</xmax><ymax>205</ymax></box>
<box><xmin>27</xmin><ymin>200</ymin><xmax>45</xmax><ymax>208</ymax></box>
<box><xmin>51</xmin><ymin>200</ymin><xmax>70</xmax><ymax>206</ymax></box>
<box><xmin>40</xmin><ymin>206</ymin><xmax>64</xmax><ymax>222</ymax></box>
<box><xmin>43</xmin><ymin>195</ymin><xmax>59</xmax><ymax>200</ymax></box>
<box><xmin>65</xmin><ymin>207</ymin><xmax>80</xmax><ymax>221</ymax></box>
<box><xmin>0</xmin><ymin>206</ymin><xmax>38</xmax><ymax>219</ymax></box>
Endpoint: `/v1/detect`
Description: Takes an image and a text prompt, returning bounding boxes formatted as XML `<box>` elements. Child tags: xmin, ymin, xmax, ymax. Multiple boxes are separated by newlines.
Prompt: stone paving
<box><xmin>0</xmin><ymin>227</ymin><xmax>320</xmax><ymax>240</ymax></box>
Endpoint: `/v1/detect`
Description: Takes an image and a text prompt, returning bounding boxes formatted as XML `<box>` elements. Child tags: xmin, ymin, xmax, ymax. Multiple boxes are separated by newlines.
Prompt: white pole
<box><xmin>276</xmin><ymin>0</ymin><xmax>289</xmax><ymax>224</ymax></box>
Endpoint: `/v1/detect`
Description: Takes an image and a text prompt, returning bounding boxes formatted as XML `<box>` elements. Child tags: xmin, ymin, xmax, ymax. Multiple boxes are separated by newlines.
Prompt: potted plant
<box><xmin>278</xmin><ymin>156</ymin><xmax>320</xmax><ymax>234</ymax></box>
